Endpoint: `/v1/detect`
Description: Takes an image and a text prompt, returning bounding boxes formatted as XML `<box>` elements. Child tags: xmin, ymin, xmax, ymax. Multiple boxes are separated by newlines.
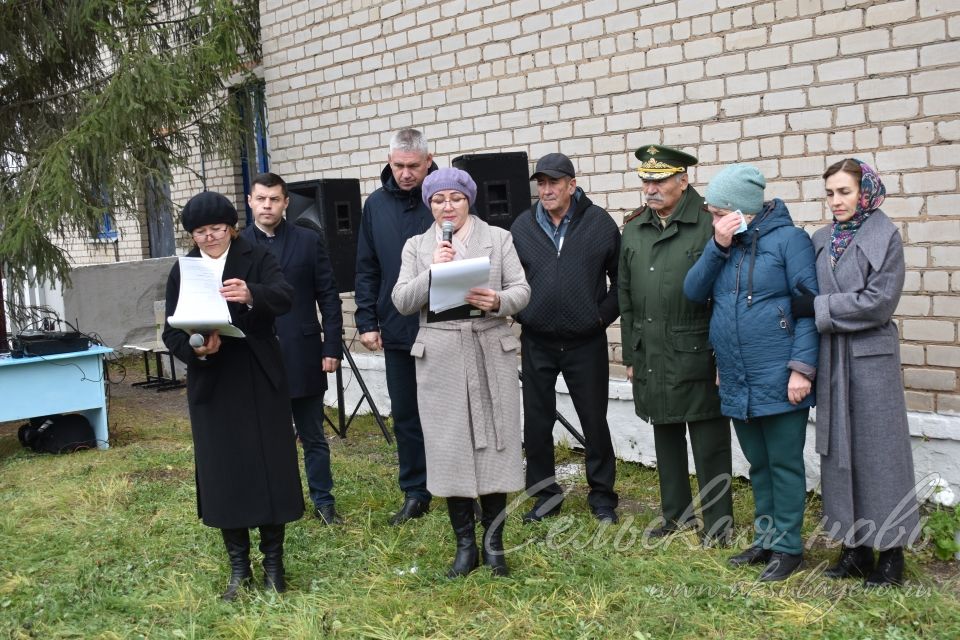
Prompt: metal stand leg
<box><xmin>323</xmin><ymin>339</ymin><xmax>393</xmax><ymax>444</ymax></box>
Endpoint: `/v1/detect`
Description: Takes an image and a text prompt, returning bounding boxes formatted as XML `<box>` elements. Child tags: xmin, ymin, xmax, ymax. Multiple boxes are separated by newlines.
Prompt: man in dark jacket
<box><xmin>355</xmin><ymin>128</ymin><xmax>437</xmax><ymax>525</ymax></box>
<box><xmin>619</xmin><ymin>144</ymin><xmax>733</xmax><ymax>544</ymax></box>
<box><xmin>242</xmin><ymin>172</ymin><xmax>344</xmax><ymax>525</ymax></box>
<box><xmin>511</xmin><ymin>153</ymin><xmax>620</xmax><ymax>524</ymax></box>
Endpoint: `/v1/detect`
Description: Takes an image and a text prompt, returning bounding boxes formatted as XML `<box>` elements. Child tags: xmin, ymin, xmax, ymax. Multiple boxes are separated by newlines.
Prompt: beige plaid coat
<box><xmin>392</xmin><ymin>217</ymin><xmax>530</xmax><ymax>497</ymax></box>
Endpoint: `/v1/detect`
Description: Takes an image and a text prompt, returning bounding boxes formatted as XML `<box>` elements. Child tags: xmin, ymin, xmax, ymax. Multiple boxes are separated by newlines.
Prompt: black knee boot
<box><xmin>479</xmin><ymin>493</ymin><xmax>509</xmax><ymax>576</ymax></box>
<box><xmin>865</xmin><ymin>547</ymin><xmax>904</xmax><ymax>588</ymax></box>
<box><xmin>220</xmin><ymin>528</ymin><xmax>252</xmax><ymax>601</ymax></box>
<box><xmin>824</xmin><ymin>545</ymin><xmax>874</xmax><ymax>579</ymax></box>
<box><xmin>446</xmin><ymin>497</ymin><xmax>479</xmax><ymax>578</ymax></box>
<box><xmin>259</xmin><ymin>524</ymin><xmax>286</xmax><ymax>593</ymax></box>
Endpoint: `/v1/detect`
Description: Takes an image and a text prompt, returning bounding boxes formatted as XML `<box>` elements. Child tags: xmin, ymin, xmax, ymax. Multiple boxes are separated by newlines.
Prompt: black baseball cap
<box><xmin>530</xmin><ymin>153</ymin><xmax>576</xmax><ymax>180</ymax></box>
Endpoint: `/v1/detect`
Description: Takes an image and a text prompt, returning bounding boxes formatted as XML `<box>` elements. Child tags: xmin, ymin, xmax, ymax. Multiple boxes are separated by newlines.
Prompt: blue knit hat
<box><xmin>705</xmin><ymin>164</ymin><xmax>766</xmax><ymax>215</ymax></box>
<box><xmin>421</xmin><ymin>167</ymin><xmax>478</xmax><ymax>207</ymax></box>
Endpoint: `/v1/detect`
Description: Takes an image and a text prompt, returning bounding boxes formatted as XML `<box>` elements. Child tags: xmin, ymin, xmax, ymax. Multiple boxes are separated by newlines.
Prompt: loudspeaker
<box><xmin>452</xmin><ymin>152</ymin><xmax>531</xmax><ymax>230</ymax></box>
<box><xmin>286</xmin><ymin>179</ymin><xmax>361</xmax><ymax>293</ymax></box>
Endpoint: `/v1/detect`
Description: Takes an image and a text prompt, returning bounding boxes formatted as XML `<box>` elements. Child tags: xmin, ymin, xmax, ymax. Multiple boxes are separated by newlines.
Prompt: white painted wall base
<box><xmin>330</xmin><ymin>352</ymin><xmax>960</xmax><ymax>498</ymax></box>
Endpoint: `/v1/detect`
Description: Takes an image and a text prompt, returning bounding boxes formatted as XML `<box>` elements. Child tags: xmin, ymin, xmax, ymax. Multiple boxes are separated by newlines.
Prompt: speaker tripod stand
<box><xmin>324</xmin><ymin>337</ymin><xmax>393</xmax><ymax>444</ymax></box>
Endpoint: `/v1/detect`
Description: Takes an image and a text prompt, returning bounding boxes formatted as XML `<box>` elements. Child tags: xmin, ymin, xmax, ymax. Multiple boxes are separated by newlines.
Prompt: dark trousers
<box><xmin>384</xmin><ymin>348</ymin><xmax>430</xmax><ymax>503</ymax></box>
<box><xmin>733</xmin><ymin>409</ymin><xmax>809</xmax><ymax>555</ymax></box>
<box><xmin>521</xmin><ymin>332</ymin><xmax>617</xmax><ymax>510</ymax></box>
<box><xmin>291</xmin><ymin>394</ymin><xmax>334</xmax><ymax>508</ymax></box>
<box><xmin>652</xmin><ymin>418</ymin><xmax>733</xmax><ymax>537</ymax></box>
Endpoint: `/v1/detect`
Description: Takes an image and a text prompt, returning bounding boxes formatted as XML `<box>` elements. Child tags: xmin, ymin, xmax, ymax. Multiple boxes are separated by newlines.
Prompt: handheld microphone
<box><xmin>442</xmin><ymin>221</ymin><xmax>454</xmax><ymax>244</ymax></box>
<box><xmin>189</xmin><ymin>334</ymin><xmax>205</xmax><ymax>349</ymax></box>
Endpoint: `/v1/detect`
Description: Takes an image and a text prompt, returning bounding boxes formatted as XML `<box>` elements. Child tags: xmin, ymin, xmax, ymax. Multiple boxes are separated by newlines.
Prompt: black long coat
<box><xmin>240</xmin><ymin>221</ymin><xmax>343</xmax><ymax>399</ymax></box>
<box><xmin>162</xmin><ymin>236</ymin><xmax>304</xmax><ymax>529</ymax></box>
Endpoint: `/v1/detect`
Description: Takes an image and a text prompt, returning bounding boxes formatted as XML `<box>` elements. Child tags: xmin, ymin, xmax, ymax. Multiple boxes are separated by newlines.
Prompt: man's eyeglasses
<box><xmin>192</xmin><ymin>225</ymin><xmax>229</xmax><ymax>240</ymax></box>
<box><xmin>430</xmin><ymin>195</ymin><xmax>467</xmax><ymax>207</ymax></box>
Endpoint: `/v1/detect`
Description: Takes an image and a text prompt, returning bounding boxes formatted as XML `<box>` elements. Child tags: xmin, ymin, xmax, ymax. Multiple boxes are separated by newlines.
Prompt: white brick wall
<box><xmin>139</xmin><ymin>0</ymin><xmax>960</xmax><ymax>413</ymax></box>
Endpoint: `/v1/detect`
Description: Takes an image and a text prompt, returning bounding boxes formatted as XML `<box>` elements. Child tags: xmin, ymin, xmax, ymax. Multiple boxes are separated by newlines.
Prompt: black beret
<box><xmin>180</xmin><ymin>191</ymin><xmax>239</xmax><ymax>232</ymax></box>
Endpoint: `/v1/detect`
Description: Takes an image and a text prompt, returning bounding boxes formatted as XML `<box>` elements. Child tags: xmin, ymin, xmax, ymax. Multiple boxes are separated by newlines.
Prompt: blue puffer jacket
<box><xmin>683</xmin><ymin>199</ymin><xmax>819</xmax><ymax>421</ymax></box>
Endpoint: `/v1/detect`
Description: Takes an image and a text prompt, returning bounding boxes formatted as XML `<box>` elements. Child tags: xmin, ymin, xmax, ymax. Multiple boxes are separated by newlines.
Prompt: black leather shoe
<box><xmin>864</xmin><ymin>547</ymin><xmax>904</xmax><ymax>588</ymax></box>
<box><xmin>759</xmin><ymin>552</ymin><xmax>803</xmax><ymax>581</ymax></box>
<box><xmin>728</xmin><ymin>546</ymin><xmax>773</xmax><ymax>567</ymax></box>
<box><xmin>389</xmin><ymin>497</ymin><xmax>430</xmax><ymax>526</ymax></box>
<box><xmin>315</xmin><ymin>504</ymin><xmax>344</xmax><ymax>525</ymax></box>
<box><xmin>824</xmin><ymin>545</ymin><xmax>873</xmax><ymax>579</ymax></box>
<box><xmin>522</xmin><ymin>497</ymin><xmax>563</xmax><ymax>523</ymax></box>
<box><xmin>592</xmin><ymin>506</ymin><xmax>619</xmax><ymax>524</ymax></box>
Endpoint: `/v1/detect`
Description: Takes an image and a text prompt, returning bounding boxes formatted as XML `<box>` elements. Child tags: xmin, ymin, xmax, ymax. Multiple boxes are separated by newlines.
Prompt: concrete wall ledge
<box><xmin>332</xmin><ymin>352</ymin><xmax>960</xmax><ymax>499</ymax></box>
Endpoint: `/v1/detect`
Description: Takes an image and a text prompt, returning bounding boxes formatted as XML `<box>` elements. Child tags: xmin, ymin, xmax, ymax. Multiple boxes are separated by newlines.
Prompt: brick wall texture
<box><xmin>159</xmin><ymin>0</ymin><xmax>960</xmax><ymax>414</ymax></box>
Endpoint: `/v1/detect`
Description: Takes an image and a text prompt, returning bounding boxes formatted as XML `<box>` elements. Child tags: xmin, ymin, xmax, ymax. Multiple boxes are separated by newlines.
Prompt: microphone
<box><xmin>189</xmin><ymin>333</ymin><xmax>205</xmax><ymax>349</ymax></box>
<box><xmin>442</xmin><ymin>220</ymin><xmax>454</xmax><ymax>244</ymax></box>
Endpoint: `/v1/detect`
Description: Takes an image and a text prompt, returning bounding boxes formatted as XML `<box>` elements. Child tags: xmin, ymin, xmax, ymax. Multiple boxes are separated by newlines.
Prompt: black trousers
<box><xmin>384</xmin><ymin>348</ymin><xmax>430</xmax><ymax>503</ymax></box>
<box><xmin>521</xmin><ymin>332</ymin><xmax>617</xmax><ymax>510</ymax></box>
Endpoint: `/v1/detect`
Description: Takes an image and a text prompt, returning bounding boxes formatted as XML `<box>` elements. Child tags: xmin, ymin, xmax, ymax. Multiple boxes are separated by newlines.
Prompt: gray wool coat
<box><xmin>812</xmin><ymin>210</ymin><xmax>920</xmax><ymax>549</ymax></box>
<box><xmin>392</xmin><ymin>217</ymin><xmax>530</xmax><ymax>498</ymax></box>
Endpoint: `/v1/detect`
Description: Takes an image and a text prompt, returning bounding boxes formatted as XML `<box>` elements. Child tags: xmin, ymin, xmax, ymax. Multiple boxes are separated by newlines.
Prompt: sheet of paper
<box><xmin>429</xmin><ymin>256</ymin><xmax>491</xmax><ymax>312</ymax></box>
<box><xmin>167</xmin><ymin>257</ymin><xmax>246</xmax><ymax>338</ymax></box>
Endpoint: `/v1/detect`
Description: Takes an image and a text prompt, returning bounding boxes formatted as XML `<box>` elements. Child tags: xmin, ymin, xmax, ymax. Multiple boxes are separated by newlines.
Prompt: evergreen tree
<box><xmin>0</xmin><ymin>0</ymin><xmax>261</xmax><ymax>292</ymax></box>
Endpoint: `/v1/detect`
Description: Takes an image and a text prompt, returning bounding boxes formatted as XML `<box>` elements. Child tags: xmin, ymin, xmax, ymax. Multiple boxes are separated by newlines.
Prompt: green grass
<box><xmin>1</xmin><ymin>372</ymin><xmax>959</xmax><ymax>639</ymax></box>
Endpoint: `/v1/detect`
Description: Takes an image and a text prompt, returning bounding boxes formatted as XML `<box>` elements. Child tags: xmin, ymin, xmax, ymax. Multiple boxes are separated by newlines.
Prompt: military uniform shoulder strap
<box><xmin>621</xmin><ymin>206</ymin><xmax>646</xmax><ymax>229</ymax></box>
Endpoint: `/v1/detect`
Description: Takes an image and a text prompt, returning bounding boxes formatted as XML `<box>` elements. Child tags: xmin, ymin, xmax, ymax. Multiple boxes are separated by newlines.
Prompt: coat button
<box><xmin>649</xmin><ymin>266</ymin><xmax>655</xmax><ymax>271</ymax></box>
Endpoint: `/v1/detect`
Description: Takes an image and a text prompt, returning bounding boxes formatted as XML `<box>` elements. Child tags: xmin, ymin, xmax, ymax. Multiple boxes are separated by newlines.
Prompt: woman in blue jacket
<box><xmin>684</xmin><ymin>164</ymin><xmax>819</xmax><ymax>582</ymax></box>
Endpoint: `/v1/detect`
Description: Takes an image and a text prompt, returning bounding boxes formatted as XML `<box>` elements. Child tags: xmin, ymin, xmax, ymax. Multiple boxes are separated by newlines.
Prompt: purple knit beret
<box><xmin>421</xmin><ymin>167</ymin><xmax>478</xmax><ymax>207</ymax></box>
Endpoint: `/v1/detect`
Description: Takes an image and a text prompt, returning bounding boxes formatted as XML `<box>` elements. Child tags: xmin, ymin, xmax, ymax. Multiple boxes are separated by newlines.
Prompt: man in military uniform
<box><xmin>618</xmin><ymin>144</ymin><xmax>733</xmax><ymax>543</ymax></box>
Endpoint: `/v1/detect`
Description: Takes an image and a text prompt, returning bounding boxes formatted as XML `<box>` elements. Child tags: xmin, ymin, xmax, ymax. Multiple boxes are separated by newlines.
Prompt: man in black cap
<box><xmin>619</xmin><ymin>144</ymin><xmax>733</xmax><ymax>543</ymax></box>
<box><xmin>510</xmin><ymin>153</ymin><xmax>621</xmax><ymax>524</ymax></box>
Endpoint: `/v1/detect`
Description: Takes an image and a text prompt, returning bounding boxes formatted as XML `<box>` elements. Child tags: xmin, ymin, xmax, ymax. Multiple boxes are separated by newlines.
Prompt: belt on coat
<box><xmin>429</xmin><ymin>317</ymin><xmax>509</xmax><ymax>452</ymax></box>
<box><xmin>816</xmin><ymin>333</ymin><xmax>852</xmax><ymax>471</ymax></box>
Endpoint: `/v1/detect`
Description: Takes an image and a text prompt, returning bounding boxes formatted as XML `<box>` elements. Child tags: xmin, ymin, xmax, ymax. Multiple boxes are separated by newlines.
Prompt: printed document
<box><xmin>167</xmin><ymin>257</ymin><xmax>246</xmax><ymax>338</ymax></box>
<box><xmin>429</xmin><ymin>256</ymin><xmax>491</xmax><ymax>313</ymax></box>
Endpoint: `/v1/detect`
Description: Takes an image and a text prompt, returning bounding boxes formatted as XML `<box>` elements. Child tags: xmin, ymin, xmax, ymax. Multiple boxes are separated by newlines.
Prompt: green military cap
<box><xmin>634</xmin><ymin>144</ymin><xmax>699</xmax><ymax>181</ymax></box>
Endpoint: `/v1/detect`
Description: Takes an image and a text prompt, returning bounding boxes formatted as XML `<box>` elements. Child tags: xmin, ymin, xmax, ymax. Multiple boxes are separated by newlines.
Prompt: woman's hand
<box><xmin>712</xmin><ymin>212</ymin><xmax>742</xmax><ymax>248</ymax></box>
<box><xmin>193</xmin><ymin>330</ymin><xmax>221</xmax><ymax>357</ymax></box>
<box><xmin>465</xmin><ymin>287</ymin><xmax>500</xmax><ymax>312</ymax></box>
<box><xmin>220</xmin><ymin>278</ymin><xmax>252</xmax><ymax>305</ymax></box>
<box><xmin>787</xmin><ymin>370</ymin><xmax>812</xmax><ymax>405</ymax></box>
<box><xmin>433</xmin><ymin>240</ymin><xmax>455</xmax><ymax>264</ymax></box>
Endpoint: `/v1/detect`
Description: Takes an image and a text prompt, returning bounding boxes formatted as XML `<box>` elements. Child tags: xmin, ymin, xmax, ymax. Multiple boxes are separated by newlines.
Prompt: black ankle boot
<box><xmin>220</xmin><ymin>528</ymin><xmax>252</xmax><ymax>601</ymax></box>
<box><xmin>259</xmin><ymin>524</ymin><xmax>286</xmax><ymax>593</ymax></box>
<box><xmin>865</xmin><ymin>547</ymin><xmax>904</xmax><ymax>588</ymax></box>
<box><xmin>446</xmin><ymin>497</ymin><xmax>479</xmax><ymax>578</ymax></box>
<box><xmin>479</xmin><ymin>493</ymin><xmax>509</xmax><ymax>577</ymax></box>
<box><xmin>824</xmin><ymin>545</ymin><xmax>874</xmax><ymax>579</ymax></box>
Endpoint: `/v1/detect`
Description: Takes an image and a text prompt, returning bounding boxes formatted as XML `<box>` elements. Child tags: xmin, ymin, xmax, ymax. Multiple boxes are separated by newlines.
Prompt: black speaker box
<box><xmin>286</xmin><ymin>178</ymin><xmax>361</xmax><ymax>293</ymax></box>
<box><xmin>452</xmin><ymin>152</ymin><xmax>531</xmax><ymax>230</ymax></box>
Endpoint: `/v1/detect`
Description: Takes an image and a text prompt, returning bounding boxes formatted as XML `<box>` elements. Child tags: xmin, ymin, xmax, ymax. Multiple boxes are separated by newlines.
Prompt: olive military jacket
<box><xmin>618</xmin><ymin>186</ymin><xmax>724</xmax><ymax>425</ymax></box>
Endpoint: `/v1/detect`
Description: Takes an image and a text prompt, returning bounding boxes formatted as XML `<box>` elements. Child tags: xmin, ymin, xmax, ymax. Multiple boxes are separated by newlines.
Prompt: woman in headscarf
<box><xmin>392</xmin><ymin>167</ymin><xmax>530</xmax><ymax>577</ymax></box>
<box><xmin>684</xmin><ymin>163</ymin><xmax>819</xmax><ymax>582</ymax></box>
<box><xmin>162</xmin><ymin>191</ymin><xmax>303</xmax><ymax>600</ymax></box>
<box><xmin>791</xmin><ymin>159</ymin><xmax>919</xmax><ymax>587</ymax></box>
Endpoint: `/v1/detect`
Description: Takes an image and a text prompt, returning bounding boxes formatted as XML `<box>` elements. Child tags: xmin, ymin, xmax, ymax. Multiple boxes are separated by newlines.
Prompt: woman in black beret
<box><xmin>162</xmin><ymin>191</ymin><xmax>302</xmax><ymax>600</ymax></box>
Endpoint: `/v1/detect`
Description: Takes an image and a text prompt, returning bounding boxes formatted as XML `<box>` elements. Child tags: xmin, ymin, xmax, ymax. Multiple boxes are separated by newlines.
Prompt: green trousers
<box><xmin>652</xmin><ymin>416</ymin><xmax>733</xmax><ymax>538</ymax></box>
<box><xmin>733</xmin><ymin>409</ymin><xmax>809</xmax><ymax>555</ymax></box>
